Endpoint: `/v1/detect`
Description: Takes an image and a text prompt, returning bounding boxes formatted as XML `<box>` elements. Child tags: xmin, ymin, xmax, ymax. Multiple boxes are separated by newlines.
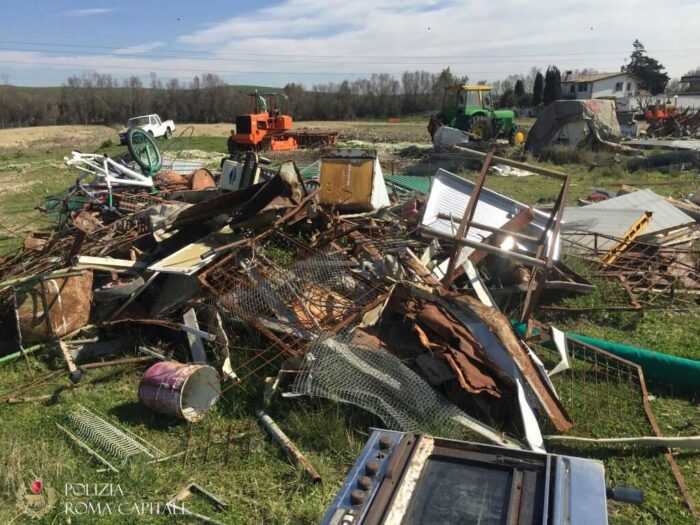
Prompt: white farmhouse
<box><xmin>562</xmin><ymin>72</ymin><xmax>640</xmax><ymax>100</ymax></box>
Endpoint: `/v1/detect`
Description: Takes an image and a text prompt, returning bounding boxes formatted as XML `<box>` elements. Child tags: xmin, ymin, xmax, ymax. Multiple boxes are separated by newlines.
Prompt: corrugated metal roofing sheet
<box><xmin>562</xmin><ymin>208</ymin><xmax>648</xmax><ymax>251</ymax></box>
<box><xmin>161</xmin><ymin>158</ymin><xmax>205</xmax><ymax>175</ymax></box>
<box><xmin>575</xmin><ymin>189</ymin><xmax>694</xmax><ymax>235</ymax></box>
<box><xmin>384</xmin><ymin>175</ymin><xmax>432</xmax><ymax>194</ymax></box>
<box><xmin>420</xmin><ymin>168</ymin><xmax>558</xmax><ymax>258</ymax></box>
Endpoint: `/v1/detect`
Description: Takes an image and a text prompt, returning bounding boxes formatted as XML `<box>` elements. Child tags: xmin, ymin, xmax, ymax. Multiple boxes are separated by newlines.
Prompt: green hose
<box><xmin>0</xmin><ymin>344</ymin><xmax>43</xmax><ymax>366</ymax></box>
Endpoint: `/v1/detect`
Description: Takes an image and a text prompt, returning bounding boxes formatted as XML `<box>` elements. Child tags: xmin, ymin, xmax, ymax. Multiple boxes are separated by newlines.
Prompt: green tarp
<box><xmin>512</xmin><ymin>322</ymin><xmax>700</xmax><ymax>390</ymax></box>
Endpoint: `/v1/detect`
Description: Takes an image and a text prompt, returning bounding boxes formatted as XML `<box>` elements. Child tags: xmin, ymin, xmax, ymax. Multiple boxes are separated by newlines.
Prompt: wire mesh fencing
<box><xmin>203</xmin><ymin>231</ymin><xmax>387</xmax><ymax>369</ymax></box>
<box><xmin>287</xmin><ymin>334</ymin><xmax>518</xmax><ymax>445</ymax></box>
<box><xmin>530</xmin><ymin>335</ymin><xmax>696</xmax><ymax>522</ymax></box>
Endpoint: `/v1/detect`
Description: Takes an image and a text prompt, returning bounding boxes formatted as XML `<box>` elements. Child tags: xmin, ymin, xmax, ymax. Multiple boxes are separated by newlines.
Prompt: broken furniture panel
<box><xmin>318</xmin><ymin>149</ymin><xmax>390</xmax><ymax>211</ymax></box>
<box><xmin>14</xmin><ymin>270</ymin><xmax>93</xmax><ymax>344</ymax></box>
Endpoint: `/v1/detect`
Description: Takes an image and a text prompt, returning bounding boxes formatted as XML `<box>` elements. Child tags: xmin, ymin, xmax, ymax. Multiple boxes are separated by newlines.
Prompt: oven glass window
<box><xmin>401</xmin><ymin>457</ymin><xmax>513</xmax><ymax>525</ymax></box>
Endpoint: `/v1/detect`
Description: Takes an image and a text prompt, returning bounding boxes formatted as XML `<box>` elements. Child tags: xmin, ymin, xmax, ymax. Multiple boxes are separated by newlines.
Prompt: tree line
<box><xmin>0</xmin><ymin>40</ymin><xmax>688</xmax><ymax>128</ymax></box>
<box><xmin>0</xmin><ymin>68</ymin><xmax>469</xmax><ymax>128</ymax></box>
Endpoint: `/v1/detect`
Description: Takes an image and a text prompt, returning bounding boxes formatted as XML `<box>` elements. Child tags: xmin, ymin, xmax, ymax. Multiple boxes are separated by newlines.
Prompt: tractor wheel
<box><xmin>510</xmin><ymin>126</ymin><xmax>528</xmax><ymax>147</ymax></box>
<box><xmin>470</xmin><ymin>116</ymin><xmax>491</xmax><ymax>141</ymax></box>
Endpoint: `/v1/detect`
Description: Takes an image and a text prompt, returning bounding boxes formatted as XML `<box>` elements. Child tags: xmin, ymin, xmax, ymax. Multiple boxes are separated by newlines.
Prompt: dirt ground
<box><xmin>0</xmin><ymin>125</ymin><xmax>120</xmax><ymax>150</ymax></box>
<box><xmin>183</xmin><ymin>120</ymin><xmax>430</xmax><ymax>143</ymax></box>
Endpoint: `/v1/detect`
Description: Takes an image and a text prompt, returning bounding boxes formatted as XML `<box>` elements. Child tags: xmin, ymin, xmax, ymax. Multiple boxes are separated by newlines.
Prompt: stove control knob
<box><xmin>357</xmin><ymin>476</ymin><xmax>372</xmax><ymax>491</ymax></box>
<box><xmin>350</xmin><ymin>489</ymin><xmax>366</xmax><ymax>506</ymax></box>
<box><xmin>365</xmin><ymin>460</ymin><xmax>380</xmax><ymax>477</ymax></box>
<box><xmin>379</xmin><ymin>436</ymin><xmax>393</xmax><ymax>450</ymax></box>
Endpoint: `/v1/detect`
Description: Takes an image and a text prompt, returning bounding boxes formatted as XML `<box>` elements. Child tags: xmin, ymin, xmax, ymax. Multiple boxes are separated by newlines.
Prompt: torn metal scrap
<box><xmin>373</xmin><ymin>284</ymin><xmax>572</xmax><ymax>439</ymax></box>
<box><xmin>166</xmin><ymin>482</ymin><xmax>229</xmax><ymax>525</ymax></box>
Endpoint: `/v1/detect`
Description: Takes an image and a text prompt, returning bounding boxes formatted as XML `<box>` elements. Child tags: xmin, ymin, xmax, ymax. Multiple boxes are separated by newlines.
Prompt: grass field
<box><xmin>0</xmin><ymin>122</ymin><xmax>698</xmax><ymax>524</ymax></box>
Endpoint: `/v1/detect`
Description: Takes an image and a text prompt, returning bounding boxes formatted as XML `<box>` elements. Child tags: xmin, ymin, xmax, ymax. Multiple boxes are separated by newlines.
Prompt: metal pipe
<box><xmin>436</xmin><ymin>214</ymin><xmax>540</xmax><ymax>243</ymax></box>
<box><xmin>452</xmin><ymin>146</ymin><xmax>569</xmax><ymax>180</ymax></box>
<box><xmin>256</xmin><ymin>409</ymin><xmax>322</xmax><ymax>483</ymax></box>
<box><xmin>81</xmin><ymin>356</ymin><xmax>154</xmax><ymax>370</ymax></box>
<box><xmin>424</xmin><ymin>229</ymin><xmax>547</xmax><ymax>268</ymax></box>
<box><xmin>0</xmin><ymin>344</ymin><xmax>42</xmax><ymax>366</ymax></box>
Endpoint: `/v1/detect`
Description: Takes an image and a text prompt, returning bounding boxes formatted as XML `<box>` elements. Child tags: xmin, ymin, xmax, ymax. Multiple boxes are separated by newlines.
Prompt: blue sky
<box><xmin>0</xmin><ymin>0</ymin><xmax>698</xmax><ymax>87</ymax></box>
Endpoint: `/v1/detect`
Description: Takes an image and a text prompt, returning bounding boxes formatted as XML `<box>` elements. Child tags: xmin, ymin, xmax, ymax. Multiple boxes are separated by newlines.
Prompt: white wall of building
<box><xmin>563</xmin><ymin>74</ymin><xmax>638</xmax><ymax>100</ymax></box>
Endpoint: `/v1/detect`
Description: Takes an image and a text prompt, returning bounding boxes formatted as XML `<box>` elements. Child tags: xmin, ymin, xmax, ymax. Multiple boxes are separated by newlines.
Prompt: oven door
<box><xmin>366</xmin><ymin>435</ymin><xmax>547</xmax><ymax>525</ymax></box>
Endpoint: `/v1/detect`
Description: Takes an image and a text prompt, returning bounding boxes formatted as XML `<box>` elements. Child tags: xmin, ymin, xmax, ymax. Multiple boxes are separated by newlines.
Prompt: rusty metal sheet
<box><xmin>392</xmin><ymin>292</ymin><xmax>509</xmax><ymax>398</ymax></box>
<box><xmin>457</xmin><ymin>294</ymin><xmax>573</xmax><ymax>431</ymax></box>
<box><xmin>14</xmin><ymin>270</ymin><xmax>93</xmax><ymax>343</ymax></box>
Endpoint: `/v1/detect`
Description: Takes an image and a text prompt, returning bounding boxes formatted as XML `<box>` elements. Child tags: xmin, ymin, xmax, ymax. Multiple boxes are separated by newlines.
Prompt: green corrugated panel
<box><xmin>384</xmin><ymin>175</ymin><xmax>432</xmax><ymax>194</ymax></box>
<box><xmin>299</xmin><ymin>163</ymin><xmax>320</xmax><ymax>179</ymax></box>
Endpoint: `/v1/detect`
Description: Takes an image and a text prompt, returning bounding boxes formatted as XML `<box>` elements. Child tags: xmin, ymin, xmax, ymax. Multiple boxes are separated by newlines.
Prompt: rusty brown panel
<box><xmin>15</xmin><ymin>270</ymin><xmax>93</xmax><ymax>344</ymax></box>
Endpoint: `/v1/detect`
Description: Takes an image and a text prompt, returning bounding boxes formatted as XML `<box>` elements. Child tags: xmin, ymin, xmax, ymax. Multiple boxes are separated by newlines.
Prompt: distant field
<box><xmin>0</xmin><ymin>120</ymin><xmax>432</xmax><ymax>152</ymax></box>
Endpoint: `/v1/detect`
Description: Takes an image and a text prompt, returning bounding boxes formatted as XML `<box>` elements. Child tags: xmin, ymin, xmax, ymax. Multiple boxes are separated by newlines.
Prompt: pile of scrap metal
<box><xmin>1</xmin><ymin>146</ymin><xmax>579</xmax><ymax>435</ymax></box>
<box><xmin>560</xmin><ymin>186</ymin><xmax>700</xmax><ymax>311</ymax></box>
<box><xmin>646</xmin><ymin>106</ymin><xmax>700</xmax><ymax>138</ymax></box>
<box><xmin>2</xmin><ymin>145</ymin><xmax>698</xmax><ymax>520</ymax></box>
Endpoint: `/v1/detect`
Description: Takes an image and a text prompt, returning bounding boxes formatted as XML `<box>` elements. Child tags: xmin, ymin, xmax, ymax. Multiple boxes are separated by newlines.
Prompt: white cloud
<box><xmin>173</xmin><ymin>0</ymin><xmax>700</xmax><ymax>80</ymax></box>
<box><xmin>65</xmin><ymin>8</ymin><xmax>114</xmax><ymax>17</ymax></box>
<box><xmin>4</xmin><ymin>0</ymin><xmax>699</xmax><ymax>85</ymax></box>
<box><xmin>113</xmin><ymin>42</ymin><xmax>165</xmax><ymax>55</ymax></box>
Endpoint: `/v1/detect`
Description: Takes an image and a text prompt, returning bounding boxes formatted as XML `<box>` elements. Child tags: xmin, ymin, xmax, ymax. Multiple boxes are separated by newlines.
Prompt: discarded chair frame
<box><xmin>436</xmin><ymin>147</ymin><xmax>570</xmax><ymax>333</ymax></box>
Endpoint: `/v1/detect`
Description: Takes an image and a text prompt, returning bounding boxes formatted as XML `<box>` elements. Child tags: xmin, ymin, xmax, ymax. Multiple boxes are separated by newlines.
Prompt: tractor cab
<box><xmin>429</xmin><ymin>84</ymin><xmax>527</xmax><ymax>146</ymax></box>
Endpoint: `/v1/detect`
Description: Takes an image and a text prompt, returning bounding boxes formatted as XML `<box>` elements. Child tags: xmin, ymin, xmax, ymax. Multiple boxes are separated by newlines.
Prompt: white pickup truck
<box><xmin>119</xmin><ymin>114</ymin><xmax>175</xmax><ymax>144</ymax></box>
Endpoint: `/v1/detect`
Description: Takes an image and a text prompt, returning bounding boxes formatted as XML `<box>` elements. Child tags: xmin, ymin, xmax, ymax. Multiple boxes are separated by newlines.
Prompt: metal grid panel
<box><xmin>202</xmin><ymin>231</ymin><xmax>387</xmax><ymax>358</ymax></box>
<box><xmin>531</xmin><ymin>337</ymin><xmax>696</xmax><ymax>521</ymax></box>
<box><xmin>560</xmin><ymin>231</ymin><xmax>700</xmax><ymax>310</ymax></box>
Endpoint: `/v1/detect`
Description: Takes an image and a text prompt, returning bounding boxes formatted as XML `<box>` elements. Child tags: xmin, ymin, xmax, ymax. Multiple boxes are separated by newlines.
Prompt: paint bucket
<box><xmin>138</xmin><ymin>362</ymin><xmax>221</xmax><ymax>422</ymax></box>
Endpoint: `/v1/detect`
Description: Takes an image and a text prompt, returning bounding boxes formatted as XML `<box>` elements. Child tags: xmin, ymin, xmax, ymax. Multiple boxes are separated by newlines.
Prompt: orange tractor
<box><xmin>642</xmin><ymin>99</ymin><xmax>678</xmax><ymax>123</ymax></box>
<box><xmin>227</xmin><ymin>92</ymin><xmax>337</xmax><ymax>154</ymax></box>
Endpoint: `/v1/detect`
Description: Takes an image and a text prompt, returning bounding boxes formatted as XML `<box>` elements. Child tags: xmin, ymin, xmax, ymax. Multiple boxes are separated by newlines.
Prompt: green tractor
<box><xmin>428</xmin><ymin>84</ymin><xmax>527</xmax><ymax>146</ymax></box>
